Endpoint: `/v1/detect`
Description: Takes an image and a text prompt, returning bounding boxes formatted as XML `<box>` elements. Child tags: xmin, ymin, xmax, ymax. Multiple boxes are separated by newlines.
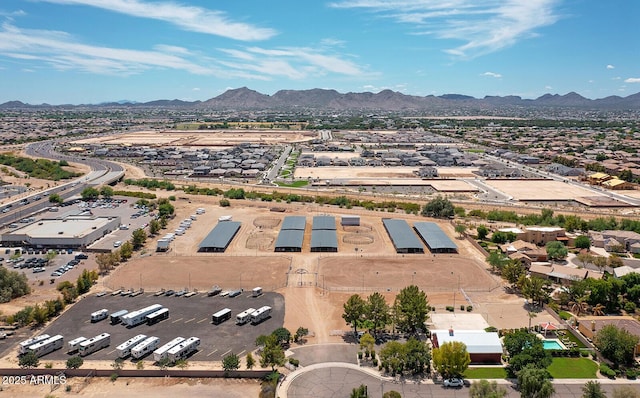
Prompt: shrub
<box><xmin>466</xmin><ymin>305</ymin><xmax>473</xmax><ymax>312</ymax></box>
<box><xmin>288</xmin><ymin>358</ymin><xmax>299</xmax><ymax>367</ymax></box>
<box><xmin>446</xmin><ymin>306</ymin><xmax>454</xmax><ymax>312</ymax></box>
<box><xmin>219</xmin><ymin>199</ymin><xmax>230</xmax><ymax>207</ymax></box>
<box><xmin>110</xmin><ymin>373</ymin><xmax>118</xmax><ymax>382</ymax></box>
<box><xmin>358</xmin><ymin>351</ymin><xmax>363</xmax><ymax>359</ymax></box>
<box><xmin>600</xmin><ymin>363</ymin><xmax>616</xmax><ymax>378</ymax></box>
<box><xmin>626</xmin><ymin>369</ymin><xmax>637</xmax><ymax>379</ymax></box>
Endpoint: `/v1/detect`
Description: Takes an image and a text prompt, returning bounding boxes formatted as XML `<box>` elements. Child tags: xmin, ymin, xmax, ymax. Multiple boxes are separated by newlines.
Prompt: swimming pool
<box><xmin>543</xmin><ymin>340</ymin><xmax>564</xmax><ymax>350</ymax></box>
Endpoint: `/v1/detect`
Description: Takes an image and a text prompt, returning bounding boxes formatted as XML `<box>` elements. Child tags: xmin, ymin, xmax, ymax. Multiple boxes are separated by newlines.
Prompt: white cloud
<box><xmin>329</xmin><ymin>0</ymin><xmax>562</xmax><ymax>58</ymax></box>
<box><xmin>482</xmin><ymin>71</ymin><xmax>502</xmax><ymax>78</ymax></box>
<box><xmin>40</xmin><ymin>0</ymin><xmax>276</xmax><ymax>41</ymax></box>
<box><xmin>0</xmin><ymin>23</ymin><xmax>370</xmax><ymax>81</ymax></box>
<box><xmin>192</xmin><ymin>87</ymin><xmax>200</xmax><ymax>91</ymax></box>
<box><xmin>606</xmin><ymin>64</ymin><xmax>615</xmax><ymax>69</ymax></box>
<box><xmin>544</xmin><ymin>85</ymin><xmax>553</xmax><ymax>90</ymax></box>
<box><xmin>625</xmin><ymin>78</ymin><xmax>640</xmax><ymax>83</ymax></box>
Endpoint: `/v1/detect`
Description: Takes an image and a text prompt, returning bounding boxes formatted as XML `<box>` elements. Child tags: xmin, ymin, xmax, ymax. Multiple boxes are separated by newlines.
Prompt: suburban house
<box><xmin>577</xmin><ymin>316</ymin><xmax>640</xmax><ymax>355</ymax></box>
<box><xmin>431</xmin><ymin>329</ymin><xmax>502</xmax><ymax>364</ymax></box>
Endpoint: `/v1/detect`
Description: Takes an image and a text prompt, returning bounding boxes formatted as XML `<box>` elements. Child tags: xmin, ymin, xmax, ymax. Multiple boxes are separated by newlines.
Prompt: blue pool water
<box><xmin>543</xmin><ymin>340</ymin><xmax>564</xmax><ymax>350</ymax></box>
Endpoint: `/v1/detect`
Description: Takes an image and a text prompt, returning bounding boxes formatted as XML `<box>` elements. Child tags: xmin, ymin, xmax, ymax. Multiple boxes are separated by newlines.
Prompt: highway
<box><xmin>0</xmin><ymin>141</ymin><xmax>124</xmax><ymax>226</ymax></box>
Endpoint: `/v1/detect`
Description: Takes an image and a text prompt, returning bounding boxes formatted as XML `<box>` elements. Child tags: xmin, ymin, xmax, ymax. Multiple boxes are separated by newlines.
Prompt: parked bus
<box><xmin>28</xmin><ymin>335</ymin><xmax>64</xmax><ymax>358</ymax></box>
<box><xmin>116</xmin><ymin>334</ymin><xmax>147</xmax><ymax>358</ymax></box>
<box><xmin>67</xmin><ymin>337</ymin><xmax>87</xmax><ymax>353</ymax></box>
<box><xmin>90</xmin><ymin>309</ymin><xmax>109</xmax><ymax>323</ymax></box>
<box><xmin>167</xmin><ymin>337</ymin><xmax>200</xmax><ymax>363</ymax></box>
<box><xmin>78</xmin><ymin>333</ymin><xmax>111</xmax><ymax>357</ymax></box>
<box><xmin>211</xmin><ymin>308</ymin><xmax>231</xmax><ymax>325</ymax></box>
<box><xmin>146</xmin><ymin>308</ymin><xmax>169</xmax><ymax>326</ymax></box>
<box><xmin>250</xmin><ymin>306</ymin><xmax>272</xmax><ymax>325</ymax></box>
<box><xmin>131</xmin><ymin>336</ymin><xmax>160</xmax><ymax>359</ymax></box>
<box><xmin>121</xmin><ymin>304</ymin><xmax>163</xmax><ymax>328</ymax></box>
<box><xmin>18</xmin><ymin>334</ymin><xmax>50</xmax><ymax>355</ymax></box>
<box><xmin>110</xmin><ymin>310</ymin><xmax>129</xmax><ymax>325</ymax></box>
<box><xmin>153</xmin><ymin>337</ymin><xmax>185</xmax><ymax>363</ymax></box>
<box><xmin>236</xmin><ymin>308</ymin><xmax>256</xmax><ymax>325</ymax></box>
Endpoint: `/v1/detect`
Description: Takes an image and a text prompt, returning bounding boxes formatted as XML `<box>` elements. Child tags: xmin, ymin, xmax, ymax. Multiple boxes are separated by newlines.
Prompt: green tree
<box><xmin>382</xmin><ymin>391</ymin><xmax>401</xmax><ymax>398</ymax></box>
<box><xmin>222</xmin><ymin>352</ymin><xmax>240</xmax><ymax>373</ymax></box>
<box><xmin>66</xmin><ymin>356</ymin><xmax>84</xmax><ymax>369</ymax></box>
<box><xmin>131</xmin><ymin>228</ymin><xmax>147</xmax><ymax>249</ymax></box>
<box><xmin>454</xmin><ymin>223</ymin><xmax>466</xmax><ymax>237</ymax></box>
<box><xmin>574</xmin><ymin>235</ymin><xmax>591</xmax><ymax>250</ymax></box>
<box><xmin>503</xmin><ymin>330</ymin><xmax>551</xmax><ymax>374</ymax></box>
<box><xmin>99</xmin><ymin>185</ymin><xmax>114</xmax><ymax>198</ymax></box>
<box><xmin>246</xmin><ymin>352</ymin><xmax>255</xmax><ymax>369</ymax></box>
<box><xmin>520</xmin><ymin>276</ymin><xmax>550</xmax><ymax>307</ymax></box>
<box><xmin>294</xmin><ymin>326</ymin><xmax>309</xmax><ymax>343</ymax></box>
<box><xmin>517</xmin><ymin>365</ymin><xmax>554</xmax><ymax>398</ymax></box>
<box><xmin>257</xmin><ymin>334</ymin><xmax>285</xmax><ymax>370</ymax></box>
<box><xmin>476</xmin><ymin>225</ymin><xmax>489</xmax><ymax>240</ymax></box>
<box><xmin>32</xmin><ymin>303</ymin><xmax>48</xmax><ymax>326</ymax></box>
<box><xmin>432</xmin><ymin>341</ymin><xmax>470</xmax><ymax>378</ymax></box>
<box><xmin>546</xmin><ymin>241</ymin><xmax>568</xmax><ymax>261</ymax></box>
<box><xmin>359</xmin><ymin>333</ymin><xmax>375</xmax><ymax>354</ymax></box>
<box><xmin>271</xmin><ymin>327</ymin><xmax>291</xmax><ymax>346</ymax></box>
<box><xmin>343</xmin><ymin>294</ymin><xmax>367</xmax><ymax>337</ymax></box>
<box><xmin>350</xmin><ymin>384</ymin><xmax>369</xmax><ymax>398</ymax></box>
<box><xmin>581</xmin><ymin>380</ymin><xmax>606</xmax><ymax>398</ymax></box>
<box><xmin>421</xmin><ymin>196</ymin><xmax>454</xmax><ymax>218</ymax></box>
<box><xmin>393</xmin><ymin>285</ymin><xmax>429</xmax><ymax>335</ymax></box>
<box><xmin>593</xmin><ymin>324</ymin><xmax>640</xmax><ymax>366</ymax></box>
<box><xmin>81</xmin><ymin>187</ymin><xmax>100</xmax><ymax>200</ymax></box>
<box><xmin>403</xmin><ymin>337</ymin><xmax>431</xmax><ymax>375</ymax></box>
<box><xmin>487</xmin><ymin>251</ymin><xmax>508</xmax><ymax>273</ymax></box>
<box><xmin>469</xmin><ymin>379</ymin><xmax>507</xmax><ymax>398</ymax></box>
<box><xmin>490</xmin><ymin>231</ymin><xmax>516</xmax><ymax>244</ymax></box>
<box><xmin>501</xmin><ymin>261</ymin><xmax>525</xmax><ymax>287</ymax></box>
<box><xmin>48</xmin><ymin>193</ymin><xmax>63</xmax><ymax>204</ymax></box>
<box><xmin>366</xmin><ymin>292</ymin><xmax>390</xmax><ymax>338</ymax></box>
<box><xmin>149</xmin><ymin>219</ymin><xmax>161</xmax><ymax>235</ymax></box>
<box><xmin>19</xmin><ymin>351</ymin><xmax>39</xmax><ymax>368</ymax></box>
<box><xmin>119</xmin><ymin>240</ymin><xmax>133</xmax><ymax>261</ymax></box>
<box><xmin>157</xmin><ymin>199</ymin><xmax>175</xmax><ymax>218</ymax></box>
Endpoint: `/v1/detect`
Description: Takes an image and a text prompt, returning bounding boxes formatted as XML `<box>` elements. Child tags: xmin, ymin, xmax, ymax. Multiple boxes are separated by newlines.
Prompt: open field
<box><xmin>295</xmin><ymin>166</ymin><xmax>479</xmax><ymax>180</ymax></box>
<box><xmin>73</xmin><ymin>130</ymin><xmax>313</xmax><ymax>146</ymax></box>
<box><xmin>485</xmin><ymin>179</ymin><xmax>606</xmax><ymax>201</ymax></box>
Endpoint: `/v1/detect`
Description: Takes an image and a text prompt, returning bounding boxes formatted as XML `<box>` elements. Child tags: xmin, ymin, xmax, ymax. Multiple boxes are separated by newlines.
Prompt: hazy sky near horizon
<box><xmin>0</xmin><ymin>0</ymin><xmax>638</xmax><ymax>104</ymax></box>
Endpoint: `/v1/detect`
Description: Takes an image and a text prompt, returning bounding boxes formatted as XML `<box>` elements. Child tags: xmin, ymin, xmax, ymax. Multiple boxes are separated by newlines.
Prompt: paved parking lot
<box><xmin>34</xmin><ymin>291</ymin><xmax>284</xmax><ymax>362</ymax></box>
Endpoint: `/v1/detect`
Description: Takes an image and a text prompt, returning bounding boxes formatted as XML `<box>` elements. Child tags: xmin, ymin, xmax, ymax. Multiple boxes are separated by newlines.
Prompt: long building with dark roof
<box><xmin>197</xmin><ymin>221</ymin><xmax>241</xmax><ymax>253</ymax></box>
<box><xmin>413</xmin><ymin>222</ymin><xmax>458</xmax><ymax>253</ymax></box>
<box><xmin>311</xmin><ymin>215</ymin><xmax>338</xmax><ymax>252</ymax></box>
<box><xmin>275</xmin><ymin>216</ymin><xmax>306</xmax><ymax>252</ymax></box>
<box><xmin>382</xmin><ymin>219</ymin><xmax>424</xmax><ymax>254</ymax></box>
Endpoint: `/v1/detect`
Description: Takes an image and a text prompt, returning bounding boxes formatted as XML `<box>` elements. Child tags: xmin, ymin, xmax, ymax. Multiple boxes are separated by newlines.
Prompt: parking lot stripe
<box><xmin>107</xmin><ymin>349</ymin><xmax>117</xmax><ymax>355</ymax></box>
<box><xmin>206</xmin><ymin>349</ymin><xmax>218</xmax><ymax>357</ymax></box>
<box><xmin>184</xmin><ymin>317</ymin><xmax>196</xmax><ymax>324</ymax></box>
<box><xmin>221</xmin><ymin>349</ymin><xmax>232</xmax><ymax>357</ymax></box>
<box><xmin>84</xmin><ymin>320</ymin><xmax>90</xmax><ymax>324</ymax></box>
<box><xmin>238</xmin><ymin>350</ymin><xmax>246</xmax><ymax>356</ymax></box>
<box><xmin>197</xmin><ymin>318</ymin><xmax>208</xmax><ymax>324</ymax></box>
<box><xmin>172</xmin><ymin>317</ymin><xmax>184</xmax><ymax>323</ymax></box>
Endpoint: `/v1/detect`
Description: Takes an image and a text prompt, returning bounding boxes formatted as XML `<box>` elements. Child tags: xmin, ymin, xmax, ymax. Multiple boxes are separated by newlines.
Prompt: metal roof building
<box><xmin>197</xmin><ymin>221</ymin><xmax>241</xmax><ymax>253</ymax></box>
<box><xmin>382</xmin><ymin>218</ymin><xmax>424</xmax><ymax>254</ymax></box>
<box><xmin>274</xmin><ymin>216</ymin><xmax>306</xmax><ymax>252</ymax></box>
<box><xmin>312</xmin><ymin>215</ymin><xmax>336</xmax><ymax>231</ymax></box>
<box><xmin>281</xmin><ymin>216</ymin><xmax>306</xmax><ymax>230</ymax></box>
<box><xmin>413</xmin><ymin>222</ymin><xmax>458</xmax><ymax>253</ymax></box>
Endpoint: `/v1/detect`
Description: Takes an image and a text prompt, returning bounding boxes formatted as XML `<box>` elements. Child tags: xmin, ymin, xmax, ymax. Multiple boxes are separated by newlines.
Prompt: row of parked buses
<box><xmin>21</xmin><ymin>332</ymin><xmax>200</xmax><ymax>363</ymax></box>
<box><xmin>211</xmin><ymin>305</ymin><xmax>272</xmax><ymax>325</ymax></box>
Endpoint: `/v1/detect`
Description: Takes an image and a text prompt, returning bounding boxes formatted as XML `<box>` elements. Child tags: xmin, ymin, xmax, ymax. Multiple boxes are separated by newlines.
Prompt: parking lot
<box><xmin>0</xmin><ymin>248</ymin><xmax>90</xmax><ymax>283</ymax></box>
<box><xmin>33</xmin><ymin>291</ymin><xmax>284</xmax><ymax>363</ymax></box>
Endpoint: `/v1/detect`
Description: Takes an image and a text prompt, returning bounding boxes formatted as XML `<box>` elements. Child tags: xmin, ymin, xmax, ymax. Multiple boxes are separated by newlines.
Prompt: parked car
<box><xmin>443</xmin><ymin>378</ymin><xmax>464</xmax><ymax>388</ymax></box>
<box><xmin>164</xmin><ymin>289</ymin><xmax>175</xmax><ymax>296</ymax></box>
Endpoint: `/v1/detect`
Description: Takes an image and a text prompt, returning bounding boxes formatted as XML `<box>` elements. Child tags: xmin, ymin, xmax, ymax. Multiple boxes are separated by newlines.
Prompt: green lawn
<box><xmin>547</xmin><ymin>357</ymin><xmax>598</xmax><ymax>378</ymax></box>
<box><xmin>275</xmin><ymin>180</ymin><xmax>309</xmax><ymax>188</ymax></box>
<box><xmin>463</xmin><ymin>367</ymin><xmax>507</xmax><ymax>379</ymax></box>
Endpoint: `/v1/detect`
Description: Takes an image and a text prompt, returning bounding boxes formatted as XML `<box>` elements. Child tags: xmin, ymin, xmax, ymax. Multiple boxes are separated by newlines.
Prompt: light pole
<box><xmin>412</xmin><ymin>271</ymin><xmax>416</xmax><ymax>286</ymax></box>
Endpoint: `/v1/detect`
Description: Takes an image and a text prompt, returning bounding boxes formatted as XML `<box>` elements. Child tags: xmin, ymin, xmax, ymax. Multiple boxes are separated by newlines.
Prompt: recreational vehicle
<box><xmin>250</xmin><ymin>306</ymin><xmax>272</xmax><ymax>325</ymax></box>
<box><xmin>211</xmin><ymin>308</ymin><xmax>232</xmax><ymax>325</ymax></box>
<box><xmin>252</xmin><ymin>287</ymin><xmax>262</xmax><ymax>297</ymax></box>
<box><xmin>146</xmin><ymin>308</ymin><xmax>169</xmax><ymax>325</ymax></box>
<box><xmin>116</xmin><ymin>334</ymin><xmax>147</xmax><ymax>358</ymax></box>
<box><xmin>131</xmin><ymin>336</ymin><xmax>160</xmax><ymax>359</ymax></box>
<box><xmin>90</xmin><ymin>309</ymin><xmax>109</xmax><ymax>323</ymax></box>
<box><xmin>120</xmin><ymin>304</ymin><xmax>163</xmax><ymax>327</ymax></box>
<box><xmin>236</xmin><ymin>308</ymin><xmax>256</xmax><ymax>325</ymax></box>
<box><xmin>28</xmin><ymin>335</ymin><xmax>64</xmax><ymax>358</ymax></box>
<box><xmin>167</xmin><ymin>337</ymin><xmax>200</xmax><ymax>363</ymax></box>
<box><xmin>109</xmin><ymin>310</ymin><xmax>129</xmax><ymax>325</ymax></box>
<box><xmin>78</xmin><ymin>333</ymin><xmax>111</xmax><ymax>356</ymax></box>
<box><xmin>18</xmin><ymin>334</ymin><xmax>51</xmax><ymax>355</ymax></box>
<box><xmin>153</xmin><ymin>337</ymin><xmax>185</xmax><ymax>363</ymax></box>
<box><xmin>67</xmin><ymin>337</ymin><xmax>87</xmax><ymax>353</ymax></box>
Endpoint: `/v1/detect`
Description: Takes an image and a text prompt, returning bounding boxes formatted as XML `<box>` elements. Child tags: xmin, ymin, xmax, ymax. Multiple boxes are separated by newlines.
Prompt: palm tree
<box><xmin>569</xmin><ymin>297</ymin><xmax>589</xmax><ymax>316</ymax></box>
<box><xmin>592</xmin><ymin>303</ymin><xmax>605</xmax><ymax>316</ymax></box>
<box><xmin>528</xmin><ymin>311</ymin><xmax>538</xmax><ymax>331</ymax></box>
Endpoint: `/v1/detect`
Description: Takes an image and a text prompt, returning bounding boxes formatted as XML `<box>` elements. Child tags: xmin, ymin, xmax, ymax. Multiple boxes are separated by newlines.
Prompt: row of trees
<box><xmin>0</xmin><ymin>154</ymin><xmax>80</xmax><ymax>180</ymax></box>
<box><xmin>0</xmin><ymin>266</ymin><xmax>30</xmax><ymax>303</ymax></box>
<box><xmin>343</xmin><ymin>285</ymin><xmax>429</xmax><ymax>338</ymax></box>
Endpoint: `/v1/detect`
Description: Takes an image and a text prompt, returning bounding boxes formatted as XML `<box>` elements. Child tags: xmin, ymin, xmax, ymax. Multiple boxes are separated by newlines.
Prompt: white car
<box><xmin>113</xmin><ymin>241</ymin><xmax>122</xmax><ymax>248</ymax></box>
<box><xmin>443</xmin><ymin>378</ymin><xmax>464</xmax><ymax>388</ymax></box>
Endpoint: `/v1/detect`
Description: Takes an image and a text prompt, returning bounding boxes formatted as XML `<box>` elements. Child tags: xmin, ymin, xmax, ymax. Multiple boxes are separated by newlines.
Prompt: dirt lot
<box><xmin>294</xmin><ymin>166</ymin><xmax>479</xmax><ymax>179</ymax></box>
<box><xmin>485</xmin><ymin>179</ymin><xmax>605</xmax><ymax>201</ymax></box>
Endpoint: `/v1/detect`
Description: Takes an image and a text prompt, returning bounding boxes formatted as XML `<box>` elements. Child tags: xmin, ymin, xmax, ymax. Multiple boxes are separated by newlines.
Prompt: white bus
<box><xmin>67</xmin><ymin>337</ymin><xmax>87</xmax><ymax>353</ymax></box>
<box><xmin>79</xmin><ymin>333</ymin><xmax>111</xmax><ymax>357</ymax></box>
<box><xmin>146</xmin><ymin>308</ymin><xmax>169</xmax><ymax>326</ymax></box>
<box><xmin>211</xmin><ymin>308</ymin><xmax>231</xmax><ymax>325</ymax></box>
<box><xmin>18</xmin><ymin>334</ymin><xmax>50</xmax><ymax>355</ymax></box>
<box><xmin>236</xmin><ymin>308</ymin><xmax>256</xmax><ymax>325</ymax></box>
<box><xmin>250</xmin><ymin>306</ymin><xmax>272</xmax><ymax>325</ymax></box>
<box><xmin>131</xmin><ymin>336</ymin><xmax>160</xmax><ymax>359</ymax></box>
<box><xmin>116</xmin><ymin>334</ymin><xmax>147</xmax><ymax>358</ymax></box>
<box><xmin>90</xmin><ymin>309</ymin><xmax>109</xmax><ymax>323</ymax></box>
<box><xmin>110</xmin><ymin>310</ymin><xmax>129</xmax><ymax>325</ymax></box>
<box><xmin>153</xmin><ymin>337</ymin><xmax>185</xmax><ymax>363</ymax></box>
<box><xmin>121</xmin><ymin>304</ymin><xmax>163</xmax><ymax>328</ymax></box>
<box><xmin>167</xmin><ymin>337</ymin><xmax>200</xmax><ymax>363</ymax></box>
<box><xmin>28</xmin><ymin>335</ymin><xmax>64</xmax><ymax>358</ymax></box>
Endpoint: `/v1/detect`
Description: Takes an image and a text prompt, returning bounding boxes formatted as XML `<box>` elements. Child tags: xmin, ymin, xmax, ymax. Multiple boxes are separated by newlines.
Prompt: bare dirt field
<box><xmin>73</xmin><ymin>130</ymin><xmax>312</xmax><ymax>146</ymax></box>
<box><xmin>294</xmin><ymin>166</ymin><xmax>479</xmax><ymax>180</ymax></box>
<box><xmin>485</xmin><ymin>179</ymin><xmax>605</xmax><ymax>201</ymax></box>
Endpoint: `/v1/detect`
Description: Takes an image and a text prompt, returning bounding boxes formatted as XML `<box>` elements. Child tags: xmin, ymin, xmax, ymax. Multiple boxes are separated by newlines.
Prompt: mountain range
<box><xmin>2</xmin><ymin>87</ymin><xmax>640</xmax><ymax>111</ymax></box>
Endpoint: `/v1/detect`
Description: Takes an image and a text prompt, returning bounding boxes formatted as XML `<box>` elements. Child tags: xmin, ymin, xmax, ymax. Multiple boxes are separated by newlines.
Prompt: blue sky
<box><xmin>0</xmin><ymin>0</ymin><xmax>638</xmax><ymax>104</ymax></box>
